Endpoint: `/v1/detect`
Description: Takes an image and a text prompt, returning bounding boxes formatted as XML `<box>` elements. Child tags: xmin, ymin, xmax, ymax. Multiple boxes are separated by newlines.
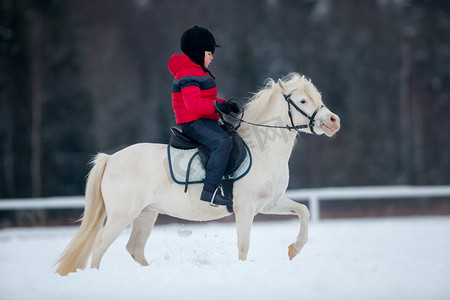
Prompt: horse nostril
<box><xmin>330</xmin><ymin>114</ymin><xmax>340</xmax><ymax>124</ymax></box>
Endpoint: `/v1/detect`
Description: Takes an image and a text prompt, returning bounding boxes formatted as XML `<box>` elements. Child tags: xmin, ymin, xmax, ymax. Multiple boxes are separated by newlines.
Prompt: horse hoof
<box><xmin>288</xmin><ymin>244</ymin><xmax>298</xmax><ymax>260</ymax></box>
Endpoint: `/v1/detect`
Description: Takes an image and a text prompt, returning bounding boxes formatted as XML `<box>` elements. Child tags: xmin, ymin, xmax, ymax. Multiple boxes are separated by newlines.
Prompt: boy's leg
<box><xmin>182</xmin><ymin>119</ymin><xmax>233</xmax><ymax>205</ymax></box>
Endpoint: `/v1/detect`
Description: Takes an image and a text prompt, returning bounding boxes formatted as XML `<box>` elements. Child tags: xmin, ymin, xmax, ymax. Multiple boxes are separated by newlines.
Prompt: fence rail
<box><xmin>0</xmin><ymin>196</ymin><xmax>84</xmax><ymax>210</ymax></box>
<box><xmin>1</xmin><ymin>185</ymin><xmax>450</xmax><ymax>222</ymax></box>
<box><xmin>285</xmin><ymin>185</ymin><xmax>450</xmax><ymax>222</ymax></box>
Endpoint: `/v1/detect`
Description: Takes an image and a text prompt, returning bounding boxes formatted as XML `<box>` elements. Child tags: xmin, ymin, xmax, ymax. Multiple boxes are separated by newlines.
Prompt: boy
<box><xmin>168</xmin><ymin>26</ymin><xmax>239</xmax><ymax>206</ymax></box>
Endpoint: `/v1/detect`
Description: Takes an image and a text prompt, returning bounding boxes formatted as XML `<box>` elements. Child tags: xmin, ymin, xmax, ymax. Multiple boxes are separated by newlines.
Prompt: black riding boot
<box><xmin>201</xmin><ymin>183</ymin><xmax>233</xmax><ymax>206</ymax></box>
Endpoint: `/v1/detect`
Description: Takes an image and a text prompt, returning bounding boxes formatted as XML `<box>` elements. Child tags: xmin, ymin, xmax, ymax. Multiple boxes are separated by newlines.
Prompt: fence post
<box><xmin>309</xmin><ymin>194</ymin><xmax>320</xmax><ymax>223</ymax></box>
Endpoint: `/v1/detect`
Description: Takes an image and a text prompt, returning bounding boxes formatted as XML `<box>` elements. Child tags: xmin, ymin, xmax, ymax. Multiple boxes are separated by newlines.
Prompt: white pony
<box><xmin>56</xmin><ymin>73</ymin><xmax>340</xmax><ymax>276</ymax></box>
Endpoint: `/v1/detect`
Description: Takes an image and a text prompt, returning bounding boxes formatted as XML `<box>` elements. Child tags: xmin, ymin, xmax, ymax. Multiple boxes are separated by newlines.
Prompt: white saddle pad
<box><xmin>167</xmin><ymin>145</ymin><xmax>252</xmax><ymax>184</ymax></box>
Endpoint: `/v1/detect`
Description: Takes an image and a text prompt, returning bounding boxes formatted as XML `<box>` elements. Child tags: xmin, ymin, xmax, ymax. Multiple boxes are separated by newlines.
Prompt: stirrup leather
<box><xmin>209</xmin><ymin>187</ymin><xmax>220</xmax><ymax>207</ymax></box>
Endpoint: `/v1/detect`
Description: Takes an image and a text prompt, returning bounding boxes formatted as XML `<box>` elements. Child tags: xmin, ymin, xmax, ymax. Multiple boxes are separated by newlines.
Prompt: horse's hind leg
<box><xmin>90</xmin><ymin>216</ymin><xmax>132</xmax><ymax>269</ymax></box>
<box><xmin>126</xmin><ymin>207</ymin><xmax>158</xmax><ymax>266</ymax></box>
<box><xmin>260</xmin><ymin>197</ymin><xmax>310</xmax><ymax>260</ymax></box>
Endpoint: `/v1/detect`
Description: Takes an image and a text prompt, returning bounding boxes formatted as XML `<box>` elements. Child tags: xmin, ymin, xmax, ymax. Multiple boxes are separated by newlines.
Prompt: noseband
<box><xmin>222</xmin><ymin>93</ymin><xmax>324</xmax><ymax>135</ymax></box>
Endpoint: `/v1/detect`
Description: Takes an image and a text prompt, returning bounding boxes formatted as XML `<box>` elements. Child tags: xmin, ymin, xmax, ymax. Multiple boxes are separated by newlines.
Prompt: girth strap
<box><xmin>184</xmin><ymin>151</ymin><xmax>200</xmax><ymax>193</ymax></box>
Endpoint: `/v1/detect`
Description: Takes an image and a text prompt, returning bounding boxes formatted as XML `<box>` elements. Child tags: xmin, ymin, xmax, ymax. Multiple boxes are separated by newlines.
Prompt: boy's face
<box><xmin>204</xmin><ymin>51</ymin><xmax>213</xmax><ymax>68</ymax></box>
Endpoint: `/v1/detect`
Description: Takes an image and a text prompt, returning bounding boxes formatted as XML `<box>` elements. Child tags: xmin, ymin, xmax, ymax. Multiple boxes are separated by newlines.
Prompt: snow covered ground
<box><xmin>1</xmin><ymin>217</ymin><xmax>449</xmax><ymax>300</ymax></box>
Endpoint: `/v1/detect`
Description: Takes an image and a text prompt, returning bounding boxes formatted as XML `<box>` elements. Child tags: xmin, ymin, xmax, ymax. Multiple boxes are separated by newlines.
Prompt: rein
<box><xmin>220</xmin><ymin>93</ymin><xmax>324</xmax><ymax>135</ymax></box>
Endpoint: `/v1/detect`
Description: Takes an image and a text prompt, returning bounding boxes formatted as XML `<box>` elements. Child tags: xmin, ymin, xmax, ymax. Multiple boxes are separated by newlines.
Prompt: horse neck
<box><xmin>239</xmin><ymin>122</ymin><xmax>297</xmax><ymax>163</ymax></box>
<box><xmin>238</xmin><ymin>92</ymin><xmax>298</xmax><ymax>164</ymax></box>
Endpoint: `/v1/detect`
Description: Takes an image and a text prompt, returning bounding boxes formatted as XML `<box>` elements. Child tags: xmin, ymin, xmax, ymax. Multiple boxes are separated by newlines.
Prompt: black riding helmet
<box><xmin>180</xmin><ymin>26</ymin><xmax>220</xmax><ymax>69</ymax></box>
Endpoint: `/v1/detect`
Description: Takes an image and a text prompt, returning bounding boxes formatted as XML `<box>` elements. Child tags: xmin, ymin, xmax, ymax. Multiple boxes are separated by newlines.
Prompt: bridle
<box><xmin>284</xmin><ymin>93</ymin><xmax>324</xmax><ymax>135</ymax></box>
<box><xmin>222</xmin><ymin>93</ymin><xmax>324</xmax><ymax>135</ymax></box>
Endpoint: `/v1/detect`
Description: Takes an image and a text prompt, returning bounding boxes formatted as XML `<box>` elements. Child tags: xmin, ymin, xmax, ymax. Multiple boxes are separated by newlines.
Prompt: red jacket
<box><xmin>168</xmin><ymin>54</ymin><xmax>225</xmax><ymax>125</ymax></box>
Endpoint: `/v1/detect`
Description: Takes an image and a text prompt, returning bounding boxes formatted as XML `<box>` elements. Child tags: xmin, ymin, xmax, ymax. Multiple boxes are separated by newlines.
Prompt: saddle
<box><xmin>167</xmin><ymin>126</ymin><xmax>252</xmax><ymax>212</ymax></box>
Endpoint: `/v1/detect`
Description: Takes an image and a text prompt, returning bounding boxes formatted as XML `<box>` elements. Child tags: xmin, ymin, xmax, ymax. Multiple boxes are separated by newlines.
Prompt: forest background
<box><xmin>1</xmin><ymin>0</ymin><xmax>449</xmax><ymax>199</ymax></box>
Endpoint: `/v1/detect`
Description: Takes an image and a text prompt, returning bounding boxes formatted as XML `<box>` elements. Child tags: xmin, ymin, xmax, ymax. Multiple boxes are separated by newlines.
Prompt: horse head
<box><xmin>277</xmin><ymin>73</ymin><xmax>340</xmax><ymax>137</ymax></box>
<box><xmin>244</xmin><ymin>73</ymin><xmax>340</xmax><ymax>137</ymax></box>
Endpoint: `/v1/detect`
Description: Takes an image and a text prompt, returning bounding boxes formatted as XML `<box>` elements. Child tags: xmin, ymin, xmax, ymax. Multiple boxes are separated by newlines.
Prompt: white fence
<box><xmin>285</xmin><ymin>185</ymin><xmax>450</xmax><ymax>222</ymax></box>
<box><xmin>1</xmin><ymin>185</ymin><xmax>450</xmax><ymax>222</ymax></box>
<box><xmin>0</xmin><ymin>196</ymin><xmax>84</xmax><ymax>210</ymax></box>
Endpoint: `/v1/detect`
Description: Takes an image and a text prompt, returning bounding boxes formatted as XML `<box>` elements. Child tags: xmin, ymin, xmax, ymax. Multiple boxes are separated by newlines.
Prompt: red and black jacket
<box><xmin>168</xmin><ymin>54</ymin><xmax>225</xmax><ymax>125</ymax></box>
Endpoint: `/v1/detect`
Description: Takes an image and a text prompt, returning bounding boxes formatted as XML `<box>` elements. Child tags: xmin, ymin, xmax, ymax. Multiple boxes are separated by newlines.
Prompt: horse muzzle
<box><xmin>319</xmin><ymin>113</ymin><xmax>340</xmax><ymax>137</ymax></box>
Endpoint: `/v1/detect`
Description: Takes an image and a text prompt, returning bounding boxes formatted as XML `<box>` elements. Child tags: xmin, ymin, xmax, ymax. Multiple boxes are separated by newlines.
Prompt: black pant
<box><xmin>181</xmin><ymin>119</ymin><xmax>232</xmax><ymax>187</ymax></box>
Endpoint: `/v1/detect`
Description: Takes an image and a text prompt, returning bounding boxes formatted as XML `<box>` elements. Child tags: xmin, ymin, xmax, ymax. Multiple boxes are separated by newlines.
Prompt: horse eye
<box><xmin>300</xmin><ymin>99</ymin><xmax>306</xmax><ymax>104</ymax></box>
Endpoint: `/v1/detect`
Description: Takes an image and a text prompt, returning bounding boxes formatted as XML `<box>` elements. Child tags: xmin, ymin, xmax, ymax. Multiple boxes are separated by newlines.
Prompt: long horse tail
<box><xmin>55</xmin><ymin>153</ymin><xmax>110</xmax><ymax>276</ymax></box>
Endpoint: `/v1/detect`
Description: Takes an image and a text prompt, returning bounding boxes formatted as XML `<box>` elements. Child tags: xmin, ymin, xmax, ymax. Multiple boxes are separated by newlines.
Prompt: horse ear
<box><xmin>277</xmin><ymin>79</ymin><xmax>286</xmax><ymax>93</ymax></box>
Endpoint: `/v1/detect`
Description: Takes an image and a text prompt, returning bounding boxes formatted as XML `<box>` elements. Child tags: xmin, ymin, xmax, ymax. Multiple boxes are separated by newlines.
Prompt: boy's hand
<box><xmin>215</xmin><ymin>100</ymin><xmax>240</xmax><ymax>115</ymax></box>
<box><xmin>215</xmin><ymin>101</ymin><xmax>232</xmax><ymax>114</ymax></box>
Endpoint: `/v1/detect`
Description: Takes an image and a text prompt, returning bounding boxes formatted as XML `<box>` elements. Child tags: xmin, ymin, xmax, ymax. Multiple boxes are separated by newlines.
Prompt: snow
<box><xmin>1</xmin><ymin>217</ymin><xmax>450</xmax><ymax>300</ymax></box>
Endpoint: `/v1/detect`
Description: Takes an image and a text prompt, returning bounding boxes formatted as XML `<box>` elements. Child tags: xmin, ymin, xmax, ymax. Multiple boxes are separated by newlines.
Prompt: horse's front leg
<box><xmin>234</xmin><ymin>203</ymin><xmax>255</xmax><ymax>260</ymax></box>
<box><xmin>261</xmin><ymin>196</ymin><xmax>310</xmax><ymax>260</ymax></box>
